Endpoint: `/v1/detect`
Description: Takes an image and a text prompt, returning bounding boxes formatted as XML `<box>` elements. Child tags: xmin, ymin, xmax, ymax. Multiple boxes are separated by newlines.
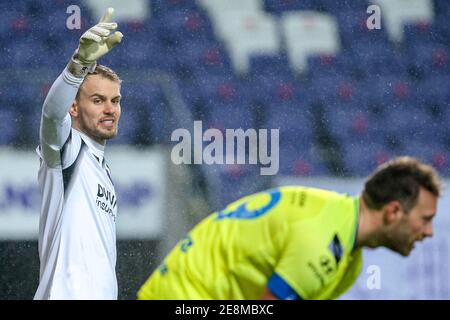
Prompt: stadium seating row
<box><xmin>0</xmin><ymin>0</ymin><xmax>449</xmax><ymax>204</ymax></box>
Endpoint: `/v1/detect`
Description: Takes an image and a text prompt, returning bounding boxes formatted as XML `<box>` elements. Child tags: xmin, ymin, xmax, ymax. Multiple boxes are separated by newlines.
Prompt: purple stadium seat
<box><xmin>341</xmin><ymin>141</ymin><xmax>389</xmax><ymax>176</ymax></box>
<box><xmin>264</xmin><ymin>100</ymin><xmax>314</xmax><ymax>143</ymax></box>
<box><xmin>278</xmin><ymin>141</ymin><xmax>329</xmax><ymax>176</ymax></box>
<box><xmin>408</xmin><ymin>43</ymin><xmax>450</xmax><ymax>76</ymax></box>
<box><xmin>215</xmin><ymin>164</ymin><xmax>267</xmax><ymax>208</ymax></box>
<box><xmin>2</xmin><ymin>0</ymin><xmax>450</xmax><ymax>178</ymax></box>
<box><xmin>205</xmin><ymin>99</ymin><xmax>255</xmax><ymax>130</ymax></box>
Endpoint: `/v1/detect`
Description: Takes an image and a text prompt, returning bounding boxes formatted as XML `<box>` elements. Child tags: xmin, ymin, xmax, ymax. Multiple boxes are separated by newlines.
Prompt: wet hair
<box><xmin>362</xmin><ymin>156</ymin><xmax>442</xmax><ymax>213</ymax></box>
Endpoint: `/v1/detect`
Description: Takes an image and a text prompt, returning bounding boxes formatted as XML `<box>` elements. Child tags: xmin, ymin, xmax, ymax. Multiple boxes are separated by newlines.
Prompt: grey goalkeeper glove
<box><xmin>68</xmin><ymin>7</ymin><xmax>123</xmax><ymax>77</ymax></box>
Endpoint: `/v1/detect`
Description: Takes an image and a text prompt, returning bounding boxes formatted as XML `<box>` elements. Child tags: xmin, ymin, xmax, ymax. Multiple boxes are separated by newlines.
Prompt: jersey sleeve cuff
<box><xmin>62</xmin><ymin>66</ymin><xmax>86</xmax><ymax>87</ymax></box>
<box><xmin>268</xmin><ymin>273</ymin><xmax>303</xmax><ymax>300</ymax></box>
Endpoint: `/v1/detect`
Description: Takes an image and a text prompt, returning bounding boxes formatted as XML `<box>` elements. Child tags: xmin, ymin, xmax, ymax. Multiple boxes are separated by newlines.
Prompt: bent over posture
<box><xmin>138</xmin><ymin>157</ymin><xmax>441</xmax><ymax>300</ymax></box>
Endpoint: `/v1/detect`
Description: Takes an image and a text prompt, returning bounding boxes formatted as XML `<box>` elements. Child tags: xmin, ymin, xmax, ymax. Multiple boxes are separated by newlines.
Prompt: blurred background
<box><xmin>0</xmin><ymin>0</ymin><xmax>449</xmax><ymax>299</ymax></box>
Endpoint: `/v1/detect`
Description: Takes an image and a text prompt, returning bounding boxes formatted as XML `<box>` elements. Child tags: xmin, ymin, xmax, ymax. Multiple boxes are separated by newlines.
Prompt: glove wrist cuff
<box><xmin>67</xmin><ymin>55</ymin><xmax>97</xmax><ymax>78</ymax></box>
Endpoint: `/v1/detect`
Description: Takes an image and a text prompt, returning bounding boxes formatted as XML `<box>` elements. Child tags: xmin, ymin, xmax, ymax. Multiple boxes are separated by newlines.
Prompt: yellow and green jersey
<box><xmin>138</xmin><ymin>186</ymin><xmax>363</xmax><ymax>300</ymax></box>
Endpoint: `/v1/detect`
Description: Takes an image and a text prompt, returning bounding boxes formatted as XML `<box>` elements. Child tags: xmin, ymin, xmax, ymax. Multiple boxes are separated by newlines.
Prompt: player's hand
<box><xmin>67</xmin><ymin>7</ymin><xmax>123</xmax><ymax>77</ymax></box>
<box><xmin>75</xmin><ymin>7</ymin><xmax>123</xmax><ymax>64</ymax></box>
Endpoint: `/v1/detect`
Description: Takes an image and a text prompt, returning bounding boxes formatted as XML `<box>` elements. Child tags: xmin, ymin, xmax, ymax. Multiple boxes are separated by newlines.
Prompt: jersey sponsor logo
<box><xmin>307</xmin><ymin>261</ymin><xmax>325</xmax><ymax>288</ymax></box>
<box><xmin>215</xmin><ymin>189</ymin><xmax>281</xmax><ymax>220</ymax></box>
<box><xmin>96</xmin><ymin>183</ymin><xmax>117</xmax><ymax>221</ymax></box>
<box><xmin>307</xmin><ymin>254</ymin><xmax>337</xmax><ymax>288</ymax></box>
<box><xmin>319</xmin><ymin>255</ymin><xmax>335</xmax><ymax>275</ymax></box>
<box><xmin>291</xmin><ymin>190</ymin><xmax>307</xmax><ymax>207</ymax></box>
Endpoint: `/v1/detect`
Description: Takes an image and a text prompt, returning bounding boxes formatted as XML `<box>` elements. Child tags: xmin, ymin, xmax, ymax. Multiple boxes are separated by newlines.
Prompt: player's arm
<box><xmin>262</xmin><ymin>288</ymin><xmax>279</xmax><ymax>300</ymax></box>
<box><xmin>264</xmin><ymin>224</ymin><xmax>333</xmax><ymax>300</ymax></box>
<box><xmin>40</xmin><ymin>8</ymin><xmax>123</xmax><ymax>167</ymax></box>
<box><xmin>264</xmin><ymin>272</ymin><xmax>304</xmax><ymax>300</ymax></box>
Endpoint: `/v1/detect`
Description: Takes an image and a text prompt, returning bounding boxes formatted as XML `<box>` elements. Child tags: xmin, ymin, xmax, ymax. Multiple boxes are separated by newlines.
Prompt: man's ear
<box><xmin>383</xmin><ymin>200</ymin><xmax>402</xmax><ymax>225</ymax></box>
<box><xmin>69</xmin><ymin>101</ymin><xmax>78</xmax><ymax>117</ymax></box>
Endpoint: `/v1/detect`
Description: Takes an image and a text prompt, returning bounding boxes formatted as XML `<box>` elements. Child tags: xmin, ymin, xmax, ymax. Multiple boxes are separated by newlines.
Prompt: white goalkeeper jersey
<box><xmin>34</xmin><ymin>68</ymin><xmax>118</xmax><ymax>300</ymax></box>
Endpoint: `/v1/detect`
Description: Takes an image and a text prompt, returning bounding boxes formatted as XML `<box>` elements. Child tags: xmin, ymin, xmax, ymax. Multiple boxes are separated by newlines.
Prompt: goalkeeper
<box><xmin>138</xmin><ymin>157</ymin><xmax>441</xmax><ymax>300</ymax></box>
<box><xmin>34</xmin><ymin>8</ymin><xmax>123</xmax><ymax>299</ymax></box>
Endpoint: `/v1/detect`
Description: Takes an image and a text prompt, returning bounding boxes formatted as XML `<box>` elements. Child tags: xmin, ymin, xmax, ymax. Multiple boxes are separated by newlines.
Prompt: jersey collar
<box><xmin>73</xmin><ymin>128</ymin><xmax>105</xmax><ymax>162</ymax></box>
<box><xmin>351</xmin><ymin>197</ymin><xmax>360</xmax><ymax>253</ymax></box>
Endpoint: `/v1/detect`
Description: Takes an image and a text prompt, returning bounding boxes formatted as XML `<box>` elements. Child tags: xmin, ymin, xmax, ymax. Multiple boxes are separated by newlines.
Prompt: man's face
<box><xmin>71</xmin><ymin>74</ymin><xmax>121</xmax><ymax>144</ymax></box>
<box><xmin>385</xmin><ymin>188</ymin><xmax>437</xmax><ymax>256</ymax></box>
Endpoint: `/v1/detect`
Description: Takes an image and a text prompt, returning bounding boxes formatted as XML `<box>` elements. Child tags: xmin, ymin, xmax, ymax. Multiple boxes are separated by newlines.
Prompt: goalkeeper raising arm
<box><xmin>34</xmin><ymin>8</ymin><xmax>123</xmax><ymax>300</ymax></box>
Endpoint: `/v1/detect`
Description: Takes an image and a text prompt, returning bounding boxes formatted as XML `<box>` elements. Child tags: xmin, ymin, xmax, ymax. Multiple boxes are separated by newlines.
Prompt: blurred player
<box><xmin>138</xmin><ymin>157</ymin><xmax>441</xmax><ymax>300</ymax></box>
<box><xmin>34</xmin><ymin>8</ymin><xmax>123</xmax><ymax>299</ymax></box>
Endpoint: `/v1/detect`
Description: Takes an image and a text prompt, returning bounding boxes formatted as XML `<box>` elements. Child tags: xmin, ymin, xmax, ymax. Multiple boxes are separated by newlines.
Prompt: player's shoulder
<box><xmin>37</xmin><ymin>128</ymin><xmax>84</xmax><ymax>169</ymax></box>
<box><xmin>277</xmin><ymin>185</ymin><xmax>351</xmax><ymax>208</ymax></box>
<box><xmin>277</xmin><ymin>186</ymin><xmax>357</xmax><ymax>231</ymax></box>
<box><xmin>60</xmin><ymin>128</ymin><xmax>84</xmax><ymax>169</ymax></box>
<box><xmin>281</xmin><ymin>185</ymin><xmax>346</xmax><ymax>196</ymax></box>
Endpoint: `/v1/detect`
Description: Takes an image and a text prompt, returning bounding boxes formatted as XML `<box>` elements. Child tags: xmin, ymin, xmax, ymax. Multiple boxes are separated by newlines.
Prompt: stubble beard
<box><xmin>79</xmin><ymin>118</ymin><xmax>119</xmax><ymax>144</ymax></box>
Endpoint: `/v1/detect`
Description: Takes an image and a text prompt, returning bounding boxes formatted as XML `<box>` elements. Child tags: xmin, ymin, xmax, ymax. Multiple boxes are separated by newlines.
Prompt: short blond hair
<box><xmin>76</xmin><ymin>65</ymin><xmax>121</xmax><ymax>100</ymax></box>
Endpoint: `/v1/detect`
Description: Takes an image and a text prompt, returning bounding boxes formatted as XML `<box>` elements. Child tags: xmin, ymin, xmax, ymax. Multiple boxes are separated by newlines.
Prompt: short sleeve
<box><xmin>267</xmin><ymin>272</ymin><xmax>303</xmax><ymax>300</ymax></box>
<box><xmin>272</xmin><ymin>220</ymin><xmax>335</xmax><ymax>300</ymax></box>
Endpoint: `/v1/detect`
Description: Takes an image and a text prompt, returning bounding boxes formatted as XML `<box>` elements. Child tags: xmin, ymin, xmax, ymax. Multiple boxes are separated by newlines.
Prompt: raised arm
<box><xmin>39</xmin><ymin>7</ymin><xmax>123</xmax><ymax>167</ymax></box>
